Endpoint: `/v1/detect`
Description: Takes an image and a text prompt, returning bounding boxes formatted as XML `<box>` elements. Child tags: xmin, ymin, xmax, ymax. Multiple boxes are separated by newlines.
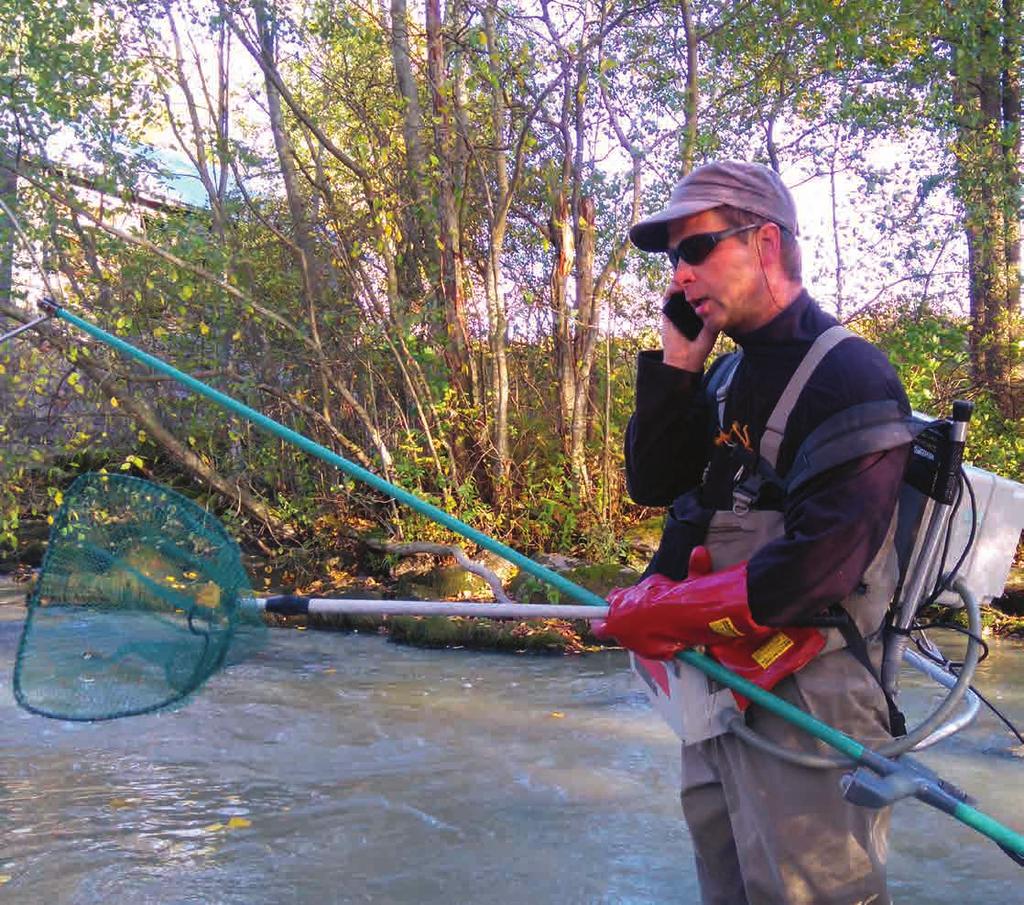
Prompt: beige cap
<box><xmin>629</xmin><ymin>160</ymin><xmax>799</xmax><ymax>252</ymax></box>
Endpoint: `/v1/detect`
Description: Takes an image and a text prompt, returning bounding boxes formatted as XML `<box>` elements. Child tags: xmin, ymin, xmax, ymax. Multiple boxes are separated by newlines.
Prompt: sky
<box><xmin>34</xmin><ymin>2</ymin><xmax>986</xmax><ymax>330</ymax></box>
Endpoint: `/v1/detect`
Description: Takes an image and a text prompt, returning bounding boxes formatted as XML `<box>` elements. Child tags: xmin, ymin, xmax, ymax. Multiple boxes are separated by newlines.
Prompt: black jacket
<box><xmin>625</xmin><ymin>291</ymin><xmax>911</xmax><ymax>626</ymax></box>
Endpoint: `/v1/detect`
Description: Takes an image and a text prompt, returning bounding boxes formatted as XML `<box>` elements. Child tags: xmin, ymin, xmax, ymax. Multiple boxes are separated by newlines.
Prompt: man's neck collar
<box><xmin>730</xmin><ymin>288</ymin><xmax>811</xmax><ymax>347</ymax></box>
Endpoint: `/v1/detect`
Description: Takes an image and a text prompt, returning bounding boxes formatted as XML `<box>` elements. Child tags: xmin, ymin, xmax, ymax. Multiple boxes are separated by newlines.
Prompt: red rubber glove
<box><xmin>594</xmin><ymin>547</ymin><xmax>769</xmax><ymax>660</ymax></box>
<box><xmin>708</xmin><ymin>629</ymin><xmax>825</xmax><ymax>710</ymax></box>
<box><xmin>594</xmin><ymin>545</ymin><xmax>826</xmax><ymax>701</ymax></box>
<box><xmin>689</xmin><ymin>548</ymin><xmax>825</xmax><ymax>706</ymax></box>
<box><xmin>686</xmin><ymin>546</ymin><xmax>825</xmax><ymax>706</ymax></box>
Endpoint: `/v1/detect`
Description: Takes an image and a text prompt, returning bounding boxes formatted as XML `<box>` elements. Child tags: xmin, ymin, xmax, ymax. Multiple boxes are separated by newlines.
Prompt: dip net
<box><xmin>14</xmin><ymin>473</ymin><xmax>263</xmax><ymax>720</ymax></box>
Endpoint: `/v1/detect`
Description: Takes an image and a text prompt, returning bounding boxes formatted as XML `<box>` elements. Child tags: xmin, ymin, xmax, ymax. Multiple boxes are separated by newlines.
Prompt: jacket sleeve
<box><xmin>624</xmin><ymin>351</ymin><xmax>711</xmax><ymax>506</ymax></box>
<box><xmin>746</xmin><ymin>443</ymin><xmax>911</xmax><ymax>626</ymax></box>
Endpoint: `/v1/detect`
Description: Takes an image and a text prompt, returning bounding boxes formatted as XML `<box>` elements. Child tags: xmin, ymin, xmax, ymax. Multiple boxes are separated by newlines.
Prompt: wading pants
<box><xmin>680</xmin><ymin>646</ymin><xmax>893</xmax><ymax>905</ymax></box>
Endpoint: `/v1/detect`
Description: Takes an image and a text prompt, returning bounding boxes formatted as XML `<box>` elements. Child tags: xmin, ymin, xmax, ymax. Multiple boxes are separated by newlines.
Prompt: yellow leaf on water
<box><xmin>549</xmin><ymin>712</ymin><xmax>566</xmax><ymax>719</ymax></box>
<box><xmin>195</xmin><ymin>585</ymin><xmax>220</xmax><ymax>607</ymax></box>
<box><xmin>203</xmin><ymin>823</ymin><xmax>225</xmax><ymax>833</ymax></box>
<box><xmin>108</xmin><ymin>798</ymin><xmax>131</xmax><ymax>809</ymax></box>
<box><xmin>110</xmin><ymin>396</ymin><xmax>119</xmax><ymax>408</ymax></box>
<box><xmin>0</xmin><ymin>875</ymin><xmax>11</xmax><ymax>884</ymax></box>
<box><xmin>226</xmin><ymin>817</ymin><xmax>251</xmax><ymax>829</ymax></box>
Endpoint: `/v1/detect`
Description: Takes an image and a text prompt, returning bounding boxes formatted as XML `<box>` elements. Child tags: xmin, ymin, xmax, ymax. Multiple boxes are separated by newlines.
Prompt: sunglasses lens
<box><xmin>667</xmin><ymin>225</ymin><xmax>756</xmax><ymax>268</ymax></box>
<box><xmin>679</xmin><ymin>234</ymin><xmax>716</xmax><ymax>265</ymax></box>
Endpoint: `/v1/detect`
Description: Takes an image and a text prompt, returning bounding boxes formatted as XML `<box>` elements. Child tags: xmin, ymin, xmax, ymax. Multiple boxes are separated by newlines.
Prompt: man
<box><xmin>596</xmin><ymin>161</ymin><xmax>915</xmax><ymax>905</ymax></box>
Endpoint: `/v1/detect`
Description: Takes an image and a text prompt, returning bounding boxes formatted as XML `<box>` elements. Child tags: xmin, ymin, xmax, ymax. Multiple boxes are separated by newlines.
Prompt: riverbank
<box><xmin>4</xmin><ymin>565</ymin><xmax>1022</xmax><ymax>658</ymax></box>
<box><xmin>2</xmin><ymin>513</ymin><xmax>1022</xmax><ymax>653</ymax></box>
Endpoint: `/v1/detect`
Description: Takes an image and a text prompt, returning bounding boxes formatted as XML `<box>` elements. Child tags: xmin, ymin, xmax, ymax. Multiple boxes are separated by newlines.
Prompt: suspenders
<box><xmin>705</xmin><ymin>326</ymin><xmax>907</xmax><ymax>736</ymax></box>
<box><xmin>709</xmin><ymin>326</ymin><xmax>855</xmax><ymax>514</ymax></box>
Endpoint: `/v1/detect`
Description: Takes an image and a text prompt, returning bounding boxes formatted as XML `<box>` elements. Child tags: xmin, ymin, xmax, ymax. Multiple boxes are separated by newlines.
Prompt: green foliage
<box><xmin>1</xmin><ymin>0</ymin><xmax>1021</xmax><ymax>583</ymax></box>
<box><xmin>865</xmin><ymin>308</ymin><xmax>971</xmax><ymax>413</ymax></box>
<box><xmin>387</xmin><ymin>614</ymin><xmax>587</xmax><ymax>654</ymax></box>
<box><xmin>865</xmin><ymin>306</ymin><xmax>1024</xmax><ymax>480</ymax></box>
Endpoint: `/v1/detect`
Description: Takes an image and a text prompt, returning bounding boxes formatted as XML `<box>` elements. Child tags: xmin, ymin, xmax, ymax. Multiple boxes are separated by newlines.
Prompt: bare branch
<box><xmin>362</xmin><ymin>539</ymin><xmax>513</xmax><ymax>603</ymax></box>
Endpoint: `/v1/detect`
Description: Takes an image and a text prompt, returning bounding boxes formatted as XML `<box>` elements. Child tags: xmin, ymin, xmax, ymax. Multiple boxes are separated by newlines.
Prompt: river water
<box><xmin>1</xmin><ymin>582</ymin><xmax>1022</xmax><ymax>903</ymax></box>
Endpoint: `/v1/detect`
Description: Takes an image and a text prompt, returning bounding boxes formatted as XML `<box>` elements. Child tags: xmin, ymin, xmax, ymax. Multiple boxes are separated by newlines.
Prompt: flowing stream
<box><xmin>1</xmin><ymin>580</ymin><xmax>1022</xmax><ymax>903</ymax></box>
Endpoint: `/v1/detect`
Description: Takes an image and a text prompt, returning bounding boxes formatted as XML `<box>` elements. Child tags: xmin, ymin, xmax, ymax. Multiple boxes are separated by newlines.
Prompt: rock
<box><xmin>389</xmin><ymin>552</ymin><xmax>437</xmax><ymax>580</ymax></box>
<box><xmin>994</xmin><ymin>562</ymin><xmax>1024</xmax><ymax>615</ymax></box>
<box><xmin>509</xmin><ymin>558</ymin><xmax>640</xmax><ymax>604</ymax></box>
<box><xmin>387</xmin><ymin>548</ymin><xmax>517</xmax><ymax>601</ymax></box>
<box><xmin>387</xmin><ymin>614</ymin><xmax>586</xmax><ymax>654</ymax></box>
<box><xmin>534</xmin><ymin>552</ymin><xmax>585</xmax><ymax>572</ymax></box>
<box><xmin>396</xmin><ymin>570</ymin><xmax>489</xmax><ymax>600</ymax></box>
<box><xmin>476</xmin><ymin>550</ymin><xmax>519</xmax><ymax>584</ymax></box>
<box><xmin>332</xmin><ymin>581</ymin><xmax>385</xmax><ymax>600</ymax></box>
<box><xmin>993</xmin><ymin>586</ymin><xmax>1024</xmax><ymax>616</ymax></box>
<box><xmin>622</xmin><ymin>516</ymin><xmax>663</xmax><ymax>568</ymax></box>
<box><xmin>432</xmin><ymin>567</ymin><xmax>492</xmax><ymax>600</ymax></box>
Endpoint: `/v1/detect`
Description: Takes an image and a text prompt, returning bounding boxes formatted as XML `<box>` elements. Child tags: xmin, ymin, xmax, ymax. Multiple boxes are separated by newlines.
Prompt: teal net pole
<box><xmin>50</xmin><ymin>303</ymin><xmax>601</xmax><ymax>608</ymax></box>
<box><xmin>44</xmin><ymin>301</ymin><xmax>1024</xmax><ymax>862</ymax></box>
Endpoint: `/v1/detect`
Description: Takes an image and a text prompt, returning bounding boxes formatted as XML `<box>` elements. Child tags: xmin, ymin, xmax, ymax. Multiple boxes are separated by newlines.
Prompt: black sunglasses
<box><xmin>667</xmin><ymin>224</ymin><xmax>758</xmax><ymax>268</ymax></box>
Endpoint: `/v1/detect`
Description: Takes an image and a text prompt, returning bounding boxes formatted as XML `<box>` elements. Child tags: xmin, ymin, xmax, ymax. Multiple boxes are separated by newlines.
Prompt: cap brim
<box><xmin>628</xmin><ymin>199</ymin><xmax>720</xmax><ymax>252</ymax></box>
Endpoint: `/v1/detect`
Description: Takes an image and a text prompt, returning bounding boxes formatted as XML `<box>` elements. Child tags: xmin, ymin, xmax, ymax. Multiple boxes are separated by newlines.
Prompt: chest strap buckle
<box><xmin>732</xmin><ymin>482</ymin><xmax>757</xmax><ymax>515</ymax></box>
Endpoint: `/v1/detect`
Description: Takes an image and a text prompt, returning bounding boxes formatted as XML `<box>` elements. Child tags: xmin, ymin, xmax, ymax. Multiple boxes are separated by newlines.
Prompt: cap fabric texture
<box><xmin>629</xmin><ymin>161</ymin><xmax>799</xmax><ymax>252</ymax></box>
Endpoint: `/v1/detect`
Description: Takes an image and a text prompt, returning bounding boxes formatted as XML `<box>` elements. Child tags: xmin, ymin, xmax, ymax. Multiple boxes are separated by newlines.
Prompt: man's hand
<box><xmin>593</xmin><ymin>549</ymin><xmax>761</xmax><ymax>659</ymax></box>
<box><xmin>595</xmin><ymin>546</ymin><xmax>826</xmax><ymax>697</ymax></box>
<box><xmin>708</xmin><ymin>629</ymin><xmax>826</xmax><ymax>709</ymax></box>
<box><xmin>661</xmin><ymin>292</ymin><xmax>718</xmax><ymax>371</ymax></box>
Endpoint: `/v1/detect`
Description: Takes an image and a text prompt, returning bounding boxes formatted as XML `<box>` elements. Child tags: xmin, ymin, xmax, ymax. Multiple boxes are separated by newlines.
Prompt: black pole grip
<box><xmin>263</xmin><ymin>595</ymin><xmax>312</xmax><ymax>616</ymax></box>
<box><xmin>952</xmin><ymin>399</ymin><xmax>974</xmax><ymax>423</ymax></box>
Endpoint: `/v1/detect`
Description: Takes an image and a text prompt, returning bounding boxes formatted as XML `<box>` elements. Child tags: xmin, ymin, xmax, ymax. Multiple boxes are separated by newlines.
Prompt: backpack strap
<box><xmin>703</xmin><ymin>350</ymin><xmax>743</xmax><ymax>431</ymax></box>
<box><xmin>711</xmin><ymin>324</ymin><xmax>910</xmax><ymax>737</ymax></box>
<box><xmin>759</xmin><ymin>325</ymin><xmax>854</xmax><ymax>469</ymax></box>
<box><xmin>810</xmin><ymin>607</ymin><xmax>908</xmax><ymax>737</ymax></box>
<box><xmin>728</xmin><ymin>326</ymin><xmax>854</xmax><ymax>514</ymax></box>
<box><xmin>785</xmin><ymin>400</ymin><xmax>925</xmax><ymax>495</ymax></box>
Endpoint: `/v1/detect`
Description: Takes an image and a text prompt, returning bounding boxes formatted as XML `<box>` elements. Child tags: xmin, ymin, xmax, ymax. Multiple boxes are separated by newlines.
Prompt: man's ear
<box><xmin>756</xmin><ymin>222</ymin><xmax>783</xmax><ymax>264</ymax></box>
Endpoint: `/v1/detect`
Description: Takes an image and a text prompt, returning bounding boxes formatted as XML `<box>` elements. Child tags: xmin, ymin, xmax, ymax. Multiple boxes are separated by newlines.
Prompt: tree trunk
<box><xmin>569</xmin><ymin>196</ymin><xmax>598</xmax><ymax>497</ymax></box>
<box><xmin>425</xmin><ymin>0</ymin><xmax>474</xmax><ymax>405</ymax></box>
<box><xmin>388</xmin><ymin>0</ymin><xmax>428</xmax><ymax>307</ymax></box>
<box><xmin>251</xmin><ymin>0</ymin><xmax>336</xmax><ymax>431</ymax></box>
<box><xmin>950</xmin><ymin>3</ymin><xmax>1023</xmax><ymax>419</ymax></box>
<box><xmin>481</xmin><ymin>1</ymin><xmax>511</xmax><ymax>492</ymax></box>
<box><xmin>550</xmin><ymin>190</ymin><xmax>575</xmax><ymax>446</ymax></box>
<box><xmin>681</xmin><ymin>0</ymin><xmax>699</xmax><ymax>174</ymax></box>
<box><xmin>0</xmin><ymin>164</ymin><xmax>16</xmax><ymax>306</ymax></box>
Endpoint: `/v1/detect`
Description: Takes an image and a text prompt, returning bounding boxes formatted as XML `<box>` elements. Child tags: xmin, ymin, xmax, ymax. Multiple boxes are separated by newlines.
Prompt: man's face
<box><xmin>666</xmin><ymin>208</ymin><xmax>772</xmax><ymax>336</ymax></box>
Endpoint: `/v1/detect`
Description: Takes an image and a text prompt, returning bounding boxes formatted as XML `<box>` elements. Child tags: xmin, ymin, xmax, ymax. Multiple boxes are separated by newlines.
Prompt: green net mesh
<box><xmin>14</xmin><ymin>473</ymin><xmax>263</xmax><ymax>721</ymax></box>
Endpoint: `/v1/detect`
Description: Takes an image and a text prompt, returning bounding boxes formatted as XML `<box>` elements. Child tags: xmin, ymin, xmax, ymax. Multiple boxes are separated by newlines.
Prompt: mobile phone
<box><xmin>661</xmin><ymin>291</ymin><xmax>703</xmax><ymax>341</ymax></box>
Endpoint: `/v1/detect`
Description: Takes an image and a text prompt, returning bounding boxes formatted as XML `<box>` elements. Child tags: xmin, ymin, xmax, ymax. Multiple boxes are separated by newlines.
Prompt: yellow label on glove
<box><xmin>752</xmin><ymin>632</ymin><xmax>795</xmax><ymax>669</ymax></box>
<box><xmin>708</xmin><ymin>617</ymin><xmax>744</xmax><ymax>638</ymax></box>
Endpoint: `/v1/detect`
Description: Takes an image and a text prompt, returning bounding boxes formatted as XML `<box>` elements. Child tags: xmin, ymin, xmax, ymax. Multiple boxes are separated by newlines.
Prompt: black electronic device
<box><xmin>661</xmin><ymin>291</ymin><xmax>703</xmax><ymax>340</ymax></box>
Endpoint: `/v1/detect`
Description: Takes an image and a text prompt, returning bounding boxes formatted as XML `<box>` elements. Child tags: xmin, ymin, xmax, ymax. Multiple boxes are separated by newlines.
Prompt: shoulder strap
<box><xmin>704</xmin><ymin>351</ymin><xmax>743</xmax><ymax>430</ymax></box>
<box><xmin>810</xmin><ymin>608</ymin><xmax>908</xmax><ymax>737</ymax></box>
<box><xmin>759</xmin><ymin>325</ymin><xmax>853</xmax><ymax>469</ymax></box>
<box><xmin>785</xmin><ymin>400</ymin><xmax>924</xmax><ymax>494</ymax></box>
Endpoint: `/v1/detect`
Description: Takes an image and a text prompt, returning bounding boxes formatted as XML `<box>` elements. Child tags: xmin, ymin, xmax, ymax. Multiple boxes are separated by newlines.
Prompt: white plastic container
<box><xmin>936</xmin><ymin>464</ymin><xmax>1024</xmax><ymax>606</ymax></box>
<box><xmin>629</xmin><ymin>652</ymin><xmax>739</xmax><ymax>744</ymax></box>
